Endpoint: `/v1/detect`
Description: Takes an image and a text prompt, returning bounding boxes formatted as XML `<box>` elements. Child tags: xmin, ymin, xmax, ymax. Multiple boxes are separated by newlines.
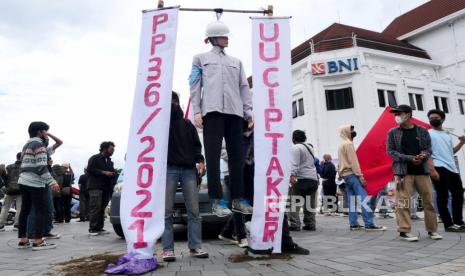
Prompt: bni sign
<box><xmin>311</xmin><ymin>57</ymin><xmax>359</xmax><ymax>77</ymax></box>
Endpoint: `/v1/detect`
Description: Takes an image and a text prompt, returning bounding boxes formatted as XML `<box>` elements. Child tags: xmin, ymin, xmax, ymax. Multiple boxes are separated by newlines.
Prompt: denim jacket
<box><xmin>387</xmin><ymin>125</ymin><xmax>432</xmax><ymax>176</ymax></box>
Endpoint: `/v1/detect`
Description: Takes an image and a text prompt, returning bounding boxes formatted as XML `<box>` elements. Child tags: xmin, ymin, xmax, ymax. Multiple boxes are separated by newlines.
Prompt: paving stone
<box><xmin>201</xmin><ymin>270</ymin><xmax>228</xmax><ymax>276</ymax></box>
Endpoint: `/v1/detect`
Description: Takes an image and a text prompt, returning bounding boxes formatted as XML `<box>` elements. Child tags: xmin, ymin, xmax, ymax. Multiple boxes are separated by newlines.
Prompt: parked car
<box><xmin>109</xmin><ymin>174</ymin><xmax>229</xmax><ymax>238</ymax></box>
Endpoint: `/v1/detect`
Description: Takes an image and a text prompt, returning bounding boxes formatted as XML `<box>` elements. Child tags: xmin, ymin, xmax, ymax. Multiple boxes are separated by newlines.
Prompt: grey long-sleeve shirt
<box><xmin>291</xmin><ymin>143</ymin><xmax>318</xmax><ymax>181</ymax></box>
<box><xmin>190</xmin><ymin>46</ymin><xmax>252</xmax><ymax>119</ymax></box>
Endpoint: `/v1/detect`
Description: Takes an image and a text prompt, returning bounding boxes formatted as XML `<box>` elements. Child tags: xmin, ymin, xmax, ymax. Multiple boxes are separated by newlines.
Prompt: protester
<box><xmin>387</xmin><ymin>105</ymin><xmax>442</xmax><ymax>241</ymax></box>
<box><xmin>288</xmin><ymin>130</ymin><xmax>319</xmax><ymax>231</ymax></box>
<box><xmin>370</xmin><ymin>185</ymin><xmax>393</xmax><ymax>219</ymax></box>
<box><xmin>87</xmin><ymin>142</ymin><xmax>117</xmax><ymax>235</ymax></box>
<box><xmin>338</xmin><ymin>124</ymin><xmax>386</xmax><ymax>231</ymax></box>
<box><xmin>427</xmin><ymin>109</ymin><xmax>465</xmax><ymax>232</ymax></box>
<box><xmin>61</xmin><ymin>163</ymin><xmax>74</xmax><ymax>223</ymax></box>
<box><xmin>28</xmin><ymin>157</ymin><xmax>61</xmax><ymax>240</ymax></box>
<box><xmin>17</xmin><ymin>121</ymin><xmax>60</xmax><ymax>250</ymax></box>
<box><xmin>78</xmin><ymin>168</ymin><xmax>89</xmax><ymax>222</ymax></box>
<box><xmin>320</xmin><ymin>154</ymin><xmax>338</xmax><ymax>215</ymax></box>
<box><xmin>29</xmin><ymin>132</ymin><xmax>63</xmax><ymax>239</ymax></box>
<box><xmin>189</xmin><ymin>21</ymin><xmax>253</xmax><ymax>216</ymax></box>
<box><xmin>52</xmin><ymin>164</ymin><xmax>65</xmax><ymax>223</ymax></box>
<box><xmin>0</xmin><ymin>164</ymin><xmax>6</xmax><ymax>189</ymax></box>
<box><xmin>0</xmin><ymin>153</ymin><xmax>22</xmax><ymax>231</ymax></box>
<box><xmin>162</xmin><ymin>92</ymin><xmax>208</xmax><ymax>261</ymax></box>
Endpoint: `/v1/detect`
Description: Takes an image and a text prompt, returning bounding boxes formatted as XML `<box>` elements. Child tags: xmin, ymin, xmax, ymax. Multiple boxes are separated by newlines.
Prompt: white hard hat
<box><xmin>205</xmin><ymin>21</ymin><xmax>230</xmax><ymax>38</ymax></box>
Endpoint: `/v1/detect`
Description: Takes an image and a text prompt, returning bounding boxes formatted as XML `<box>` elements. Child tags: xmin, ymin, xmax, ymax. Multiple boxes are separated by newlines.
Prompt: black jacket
<box><xmin>168</xmin><ymin>104</ymin><xmax>204</xmax><ymax>168</ymax></box>
<box><xmin>320</xmin><ymin>161</ymin><xmax>337</xmax><ymax>186</ymax></box>
<box><xmin>87</xmin><ymin>154</ymin><xmax>116</xmax><ymax>191</ymax></box>
<box><xmin>78</xmin><ymin>174</ymin><xmax>88</xmax><ymax>192</ymax></box>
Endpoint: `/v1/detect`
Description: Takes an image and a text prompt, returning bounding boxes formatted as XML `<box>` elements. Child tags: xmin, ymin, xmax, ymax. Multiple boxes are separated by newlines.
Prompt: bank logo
<box><xmin>311</xmin><ymin>62</ymin><xmax>325</xmax><ymax>75</ymax></box>
<box><xmin>311</xmin><ymin>57</ymin><xmax>359</xmax><ymax>77</ymax></box>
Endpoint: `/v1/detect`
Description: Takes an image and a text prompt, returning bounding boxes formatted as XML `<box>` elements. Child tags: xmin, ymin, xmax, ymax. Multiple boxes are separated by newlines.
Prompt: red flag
<box><xmin>356</xmin><ymin>107</ymin><xmax>431</xmax><ymax>196</ymax></box>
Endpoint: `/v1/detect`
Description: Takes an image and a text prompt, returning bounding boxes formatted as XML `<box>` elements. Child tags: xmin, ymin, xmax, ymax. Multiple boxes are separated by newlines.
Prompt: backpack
<box><xmin>6</xmin><ymin>163</ymin><xmax>21</xmax><ymax>194</ymax></box>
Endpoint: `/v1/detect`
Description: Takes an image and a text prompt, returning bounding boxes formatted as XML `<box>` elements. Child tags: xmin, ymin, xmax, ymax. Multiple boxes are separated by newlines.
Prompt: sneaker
<box><xmin>237</xmin><ymin>238</ymin><xmax>248</xmax><ymax>248</ymax></box>
<box><xmin>350</xmin><ymin>225</ymin><xmax>364</xmax><ymax>231</ymax></box>
<box><xmin>282</xmin><ymin>243</ymin><xmax>310</xmax><ymax>255</ymax></box>
<box><xmin>0</xmin><ymin>225</ymin><xmax>5</xmax><ymax>232</ymax></box>
<box><xmin>365</xmin><ymin>225</ymin><xmax>387</xmax><ymax>232</ymax></box>
<box><xmin>18</xmin><ymin>240</ymin><xmax>31</xmax><ymax>249</ymax></box>
<box><xmin>218</xmin><ymin>234</ymin><xmax>238</xmax><ymax>244</ymax></box>
<box><xmin>162</xmin><ymin>250</ymin><xmax>176</xmax><ymax>262</ymax></box>
<box><xmin>459</xmin><ymin>224</ymin><xmax>465</xmax><ymax>230</ymax></box>
<box><xmin>303</xmin><ymin>225</ymin><xmax>316</xmax><ymax>231</ymax></box>
<box><xmin>289</xmin><ymin>226</ymin><xmax>301</xmax><ymax>231</ymax></box>
<box><xmin>44</xmin><ymin>232</ymin><xmax>61</xmax><ymax>239</ymax></box>
<box><xmin>428</xmin><ymin>232</ymin><xmax>443</xmax><ymax>240</ymax></box>
<box><xmin>89</xmin><ymin>230</ymin><xmax>100</xmax><ymax>236</ymax></box>
<box><xmin>231</xmin><ymin>198</ymin><xmax>253</xmax><ymax>215</ymax></box>
<box><xmin>32</xmin><ymin>241</ymin><xmax>56</xmax><ymax>251</ymax></box>
<box><xmin>212</xmin><ymin>199</ymin><xmax>232</xmax><ymax>217</ymax></box>
<box><xmin>411</xmin><ymin>215</ymin><xmax>422</xmax><ymax>220</ymax></box>
<box><xmin>190</xmin><ymin>248</ymin><xmax>209</xmax><ymax>258</ymax></box>
<box><xmin>400</xmin><ymin>232</ymin><xmax>419</xmax><ymax>242</ymax></box>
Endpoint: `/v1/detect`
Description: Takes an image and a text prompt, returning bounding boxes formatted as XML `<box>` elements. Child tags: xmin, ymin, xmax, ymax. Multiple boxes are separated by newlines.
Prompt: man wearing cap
<box><xmin>189</xmin><ymin>21</ymin><xmax>253</xmax><ymax>216</ymax></box>
<box><xmin>387</xmin><ymin>105</ymin><xmax>442</xmax><ymax>242</ymax></box>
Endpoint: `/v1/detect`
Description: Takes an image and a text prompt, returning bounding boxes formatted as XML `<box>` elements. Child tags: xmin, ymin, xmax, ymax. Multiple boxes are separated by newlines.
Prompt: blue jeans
<box><xmin>343</xmin><ymin>175</ymin><xmax>375</xmax><ymax>227</ymax></box>
<box><xmin>27</xmin><ymin>185</ymin><xmax>54</xmax><ymax>237</ymax></box>
<box><xmin>162</xmin><ymin>165</ymin><xmax>201</xmax><ymax>250</ymax></box>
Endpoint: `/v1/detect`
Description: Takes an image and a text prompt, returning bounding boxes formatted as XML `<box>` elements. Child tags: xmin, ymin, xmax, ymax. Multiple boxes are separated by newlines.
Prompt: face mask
<box><xmin>351</xmin><ymin>131</ymin><xmax>357</xmax><ymax>139</ymax></box>
<box><xmin>395</xmin><ymin>115</ymin><xmax>407</xmax><ymax>124</ymax></box>
<box><xmin>429</xmin><ymin>119</ymin><xmax>442</xmax><ymax>128</ymax></box>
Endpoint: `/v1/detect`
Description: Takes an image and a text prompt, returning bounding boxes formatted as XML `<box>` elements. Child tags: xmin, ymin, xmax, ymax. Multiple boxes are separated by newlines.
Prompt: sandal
<box><xmin>32</xmin><ymin>241</ymin><xmax>56</xmax><ymax>251</ymax></box>
<box><xmin>18</xmin><ymin>240</ymin><xmax>31</xmax><ymax>249</ymax></box>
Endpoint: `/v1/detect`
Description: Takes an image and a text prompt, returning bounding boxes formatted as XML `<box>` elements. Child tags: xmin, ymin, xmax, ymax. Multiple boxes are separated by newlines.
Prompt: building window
<box><xmin>387</xmin><ymin>91</ymin><xmax>397</xmax><ymax>107</ymax></box>
<box><xmin>434</xmin><ymin>96</ymin><xmax>449</xmax><ymax>113</ymax></box>
<box><xmin>459</xmin><ymin>99</ymin><xmax>464</xmax><ymax>115</ymax></box>
<box><xmin>408</xmin><ymin>93</ymin><xmax>424</xmax><ymax>111</ymax></box>
<box><xmin>377</xmin><ymin>89</ymin><xmax>397</xmax><ymax>107</ymax></box>
<box><xmin>298</xmin><ymin>98</ymin><xmax>305</xmax><ymax>116</ymax></box>
<box><xmin>416</xmin><ymin>94</ymin><xmax>424</xmax><ymax>111</ymax></box>
<box><xmin>292</xmin><ymin>98</ymin><xmax>305</xmax><ymax>118</ymax></box>
<box><xmin>292</xmin><ymin>101</ymin><xmax>298</xmax><ymax>118</ymax></box>
<box><xmin>325</xmin><ymin>87</ymin><xmax>354</xmax><ymax>111</ymax></box>
<box><xmin>377</xmin><ymin>90</ymin><xmax>386</xmax><ymax>107</ymax></box>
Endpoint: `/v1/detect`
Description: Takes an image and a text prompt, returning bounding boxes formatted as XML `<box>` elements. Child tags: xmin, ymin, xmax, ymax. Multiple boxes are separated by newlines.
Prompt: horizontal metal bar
<box><xmin>180</xmin><ymin>7</ymin><xmax>269</xmax><ymax>14</ymax></box>
<box><xmin>144</xmin><ymin>6</ymin><xmax>271</xmax><ymax>15</ymax></box>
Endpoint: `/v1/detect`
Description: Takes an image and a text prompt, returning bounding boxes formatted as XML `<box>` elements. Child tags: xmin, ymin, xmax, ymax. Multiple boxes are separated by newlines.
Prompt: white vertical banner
<box><xmin>249</xmin><ymin>17</ymin><xmax>292</xmax><ymax>253</ymax></box>
<box><xmin>121</xmin><ymin>7</ymin><xmax>178</xmax><ymax>258</ymax></box>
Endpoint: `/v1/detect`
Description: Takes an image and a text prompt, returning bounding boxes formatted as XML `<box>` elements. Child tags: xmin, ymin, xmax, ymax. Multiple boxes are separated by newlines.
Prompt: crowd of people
<box><xmin>0</xmin><ymin>123</ymin><xmax>119</xmax><ymax>250</ymax></box>
<box><xmin>0</xmin><ymin>21</ymin><xmax>464</xmax><ymax>263</ymax></box>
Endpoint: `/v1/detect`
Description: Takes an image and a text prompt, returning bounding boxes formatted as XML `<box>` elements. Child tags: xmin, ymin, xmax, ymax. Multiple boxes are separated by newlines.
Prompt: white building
<box><xmin>289</xmin><ymin>0</ymin><xmax>465</xmax><ymax>184</ymax></box>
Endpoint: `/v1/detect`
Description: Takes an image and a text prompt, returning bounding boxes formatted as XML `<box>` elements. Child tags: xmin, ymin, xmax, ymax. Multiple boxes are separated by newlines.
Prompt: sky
<box><xmin>0</xmin><ymin>0</ymin><xmax>428</xmax><ymax>175</ymax></box>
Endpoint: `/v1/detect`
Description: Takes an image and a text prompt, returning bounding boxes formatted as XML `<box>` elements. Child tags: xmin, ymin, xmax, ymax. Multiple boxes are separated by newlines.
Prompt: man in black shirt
<box><xmin>387</xmin><ymin>105</ymin><xmax>441</xmax><ymax>242</ymax></box>
<box><xmin>78</xmin><ymin>168</ymin><xmax>89</xmax><ymax>222</ymax></box>
<box><xmin>87</xmin><ymin>141</ymin><xmax>117</xmax><ymax>235</ymax></box>
<box><xmin>161</xmin><ymin>92</ymin><xmax>208</xmax><ymax>262</ymax></box>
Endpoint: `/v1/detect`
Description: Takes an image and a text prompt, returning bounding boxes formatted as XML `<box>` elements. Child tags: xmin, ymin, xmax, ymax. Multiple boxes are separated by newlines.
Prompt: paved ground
<box><xmin>0</xmin><ymin>211</ymin><xmax>464</xmax><ymax>276</ymax></box>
